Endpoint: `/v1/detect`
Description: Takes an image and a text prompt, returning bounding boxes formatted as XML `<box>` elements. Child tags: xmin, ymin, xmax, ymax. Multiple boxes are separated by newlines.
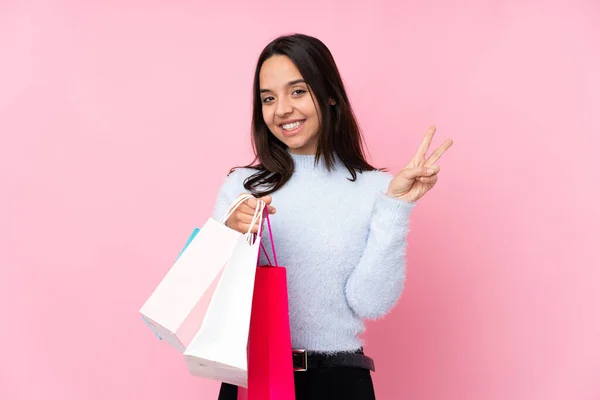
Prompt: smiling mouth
<box><xmin>280</xmin><ymin>120</ymin><xmax>306</xmax><ymax>131</ymax></box>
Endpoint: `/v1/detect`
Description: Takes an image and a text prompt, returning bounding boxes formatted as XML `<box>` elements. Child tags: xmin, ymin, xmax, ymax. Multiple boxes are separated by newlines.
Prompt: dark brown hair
<box><xmin>233</xmin><ymin>33</ymin><xmax>378</xmax><ymax>196</ymax></box>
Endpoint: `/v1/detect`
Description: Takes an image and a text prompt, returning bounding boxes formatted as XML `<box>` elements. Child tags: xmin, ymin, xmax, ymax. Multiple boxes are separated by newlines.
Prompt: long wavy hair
<box><xmin>233</xmin><ymin>33</ymin><xmax>378</xmax><ymax>196</ymax></box>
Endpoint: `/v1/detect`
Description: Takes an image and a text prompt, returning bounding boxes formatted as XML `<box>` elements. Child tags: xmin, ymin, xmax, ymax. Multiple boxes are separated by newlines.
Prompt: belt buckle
<box><xmin>292</xmin><ymin>349</ymin><xmax>308</xmax><ymax>372</ymax></box>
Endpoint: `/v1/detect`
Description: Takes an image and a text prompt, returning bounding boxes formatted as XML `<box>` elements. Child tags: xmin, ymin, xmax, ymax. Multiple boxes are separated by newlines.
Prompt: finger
<box><xmin>258</xmin><ymin>195</ymin><xmax>273</xmax><ymax>205</ymax></box>
<box><xmin>238</xmin><ymin>203</ymin><xmax>256</xmax><ymax>218</ymax></box>
<box><xmin>238</xmin><ymin>222</ymin><xmax>260</xmax><ymax>234</ymax></box>
<box><xmin>245</xmin><ymin>196</ymin><xmax>258</xmax><ymax>208</ymax></box>
<box><xmin>238</xmin><ymin>212</ymin><xmax>259</xmax><ymax>228</ymax></box>
<box><xmin>400</xmin><ymin>165</ymin><xmax>440</xmax><ymax>180</ymax></box>
<box><xmin>252</xmin><ymin>217</ymin><xmax>268</xmax><ymax>234</ymax></box>
<box><xmin>425</xmin><ymin>138</ymin><xmax>453</xmax><ymax>166</ymax></box>
<box><xmin>258</xmin><ymin>195</ymin><xmax>276</xmax><ymax>213</ymax></box>
<box><xmin>236</xmin><ymin>192</ymin><xmax>252</xmax><ymax>205</ymax></box>
<box><xmin>417</xmin><ymin>175</ymin><xmax>439</xmax><ymax>184</ymax></box>
<box><xmin>410</xmin><ymin>126</ymin><xmax>436</xmax><ymax>164</ymax></box>
<box><xmin>246</xmin><ymin>196</ymin><xmax>270</xmax><ymax>210</ymax></box>
<box><xmin>245</xmin><ymin>197</ymin><xmax>267</xmax><ymax>211</ymax></box>
<box><xmin>238</xmin><ymin>199</ymin><xmax>254</xmax><ymax>215</ymax></box>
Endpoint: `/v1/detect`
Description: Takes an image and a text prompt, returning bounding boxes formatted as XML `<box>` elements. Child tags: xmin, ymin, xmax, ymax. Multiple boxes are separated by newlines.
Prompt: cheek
<box><xmin>262</xmin><ymin>107</ymin><xmax>280</xmax><ymax>135</ymax></box>
<box><xmin>262</xmin><ymin>107</ymin><xmax>273</xmax><ymax>125</ymax></box>
<box><xmin>300</xmin><ymin>106</ymin><xmax>319</xmax><ymax>129</ymax></box>
<box><xmin>300</xmin><ymin>98</ymin><xmax>319</xmax><ymax>119</ymax></box>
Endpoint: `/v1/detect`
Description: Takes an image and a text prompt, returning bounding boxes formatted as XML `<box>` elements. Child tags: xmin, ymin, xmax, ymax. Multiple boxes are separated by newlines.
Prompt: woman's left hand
<box><xmin>387</xmin><ymin>126</ymin><xmax>453</xmax><ymax>203</ymax></box>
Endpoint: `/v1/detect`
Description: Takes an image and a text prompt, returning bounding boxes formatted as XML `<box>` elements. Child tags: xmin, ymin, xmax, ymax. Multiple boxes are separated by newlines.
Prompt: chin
<box><xmin>284</xmin><ymin>138</ymin><xmax>310</xmax><ymax>150</ymax></box>
<box><xmin>286</xmin><ymin>141</ymin><xmax>308</xmax><ymax>149</ymax></box>
<box><xmin>286</xmin><ymin>142</ymin><xmax>317</xmax><ymax>155</ymax></box>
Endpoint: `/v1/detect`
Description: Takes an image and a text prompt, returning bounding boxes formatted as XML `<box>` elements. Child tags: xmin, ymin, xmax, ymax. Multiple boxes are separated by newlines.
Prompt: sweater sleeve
<box><xmin>211</xmin><ymin>169</ymin><xmax>246</xmax><ymax>222</ymax></box>
<box><xmin>344</xmin><ymin>192</ymin><xmax>416</xmax><ymax>320</ymax></box>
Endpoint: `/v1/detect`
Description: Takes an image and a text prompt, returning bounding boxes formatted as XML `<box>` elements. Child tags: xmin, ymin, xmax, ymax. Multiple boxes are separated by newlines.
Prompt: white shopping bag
<box><xmin>183</xmin><ymin>200</ymin><xmax>266</xmax><ymax>387</ymax></box>
<box><xmin>139</xmin><ymin>194</ymin><xmax>258</xmax><ymax>353</ymax></box>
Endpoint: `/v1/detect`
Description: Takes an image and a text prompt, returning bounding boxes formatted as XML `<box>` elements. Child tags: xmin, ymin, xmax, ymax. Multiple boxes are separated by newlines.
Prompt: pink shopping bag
<box><xmin>238</xmin><ymin>210</ymin><xmax>295</xmax><ymax>400</ymax></box>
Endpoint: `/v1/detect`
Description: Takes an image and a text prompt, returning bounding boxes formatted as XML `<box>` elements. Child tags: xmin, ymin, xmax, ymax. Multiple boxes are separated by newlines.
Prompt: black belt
<box><xmin>292</xmin><ymin>348</ymin><xmax>375</xmax><ymax>372</ymax></box>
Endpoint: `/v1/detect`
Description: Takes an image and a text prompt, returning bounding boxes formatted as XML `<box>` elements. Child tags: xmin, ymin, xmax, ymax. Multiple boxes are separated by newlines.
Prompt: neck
<box><xmin>287</xmin><ymin>148</ymin><xmax>340</xmax><ymax>174</ymax></box>
<box><xmin>288</xmin><ymin>148</ymin><xmax>316</xmax><ymax>156</ymax></box>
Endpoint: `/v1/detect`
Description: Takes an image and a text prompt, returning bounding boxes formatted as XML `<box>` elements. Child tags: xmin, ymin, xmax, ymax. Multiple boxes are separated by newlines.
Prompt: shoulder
<box><xmin>225</xmin><ymin>167</ymin><xmax>257</xmax><ymax>182</ymax></box>
<box><xmin>216</xmin><ymin>167</ymin><xmax>257</xmax><ymax>196</ymax></box>
<box><xmin>356</xmin><ymin>169</ymin><xmax>394</xmax><ymax>191</ymax></box>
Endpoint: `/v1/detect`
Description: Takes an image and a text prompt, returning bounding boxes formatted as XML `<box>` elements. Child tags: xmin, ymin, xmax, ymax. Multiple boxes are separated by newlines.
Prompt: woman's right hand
<box><xmin>225</xmin><ymin>193</ymin><xmax>276</xmax><ymax>234</ymax></box>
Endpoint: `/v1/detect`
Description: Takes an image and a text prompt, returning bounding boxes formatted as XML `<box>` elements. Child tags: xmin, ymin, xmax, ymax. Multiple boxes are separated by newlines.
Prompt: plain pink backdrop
<box><xmin>1</xmin><ymin>1</ymin><xmax>598</xmax><ymax>399</ymax></box>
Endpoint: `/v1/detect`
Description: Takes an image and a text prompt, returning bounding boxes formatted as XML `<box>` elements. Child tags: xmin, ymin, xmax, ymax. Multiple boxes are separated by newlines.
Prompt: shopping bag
<box><xmin>139</xmin><ymin>194</ymin><xmax>257</xmax><ymax>353</ymax></box>
<box><xmin>183</xmin><ymin>200</ymin><xmax>266</xmax><ymax>387</ymax></box>
<box><xmin>142</xmin><ymin>227</ymin><xmax>201</xmax><ymax>340</ymax></box>
<box><xmin>177</xmin><ymin>227</ymin><xmax>200</xmax><ymax>260</ymax></box>
<box><xmin>238</xmin><ymin>210</ymin><xmax>296</xmax><ymax>399</ymax></box>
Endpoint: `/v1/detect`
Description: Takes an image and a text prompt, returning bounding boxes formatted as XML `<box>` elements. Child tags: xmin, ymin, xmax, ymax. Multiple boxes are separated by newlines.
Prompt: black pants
<box><xmin>217</xmin><ymin>367</ymin><xmax>376</xmax><ymax>400</ymax></box>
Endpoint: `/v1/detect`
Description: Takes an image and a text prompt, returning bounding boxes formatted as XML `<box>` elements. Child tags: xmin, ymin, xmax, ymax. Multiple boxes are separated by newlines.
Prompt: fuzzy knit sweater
<box><xmin>211</xmin><ymin>151</ymin><xmax>416</xmax><ymax>353</ymax></box>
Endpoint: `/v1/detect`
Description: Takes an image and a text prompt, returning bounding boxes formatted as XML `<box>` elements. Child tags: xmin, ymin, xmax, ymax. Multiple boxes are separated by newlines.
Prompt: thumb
<box><xmin>399</xmin><ymin>165</ymin><xmax>439</xmax><ymax>180</ymax></box>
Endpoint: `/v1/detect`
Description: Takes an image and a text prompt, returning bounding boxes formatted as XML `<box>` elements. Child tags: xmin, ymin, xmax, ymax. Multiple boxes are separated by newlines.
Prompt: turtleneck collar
<box><xmin>287</xmin><ymin>148</ymin><xmax>342</xmax><ymax>174</ymax></box>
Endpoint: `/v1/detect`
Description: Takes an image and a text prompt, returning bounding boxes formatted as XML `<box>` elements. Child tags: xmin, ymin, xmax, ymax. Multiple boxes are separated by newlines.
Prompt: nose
<box><xmin>275</xmin><ymin>96</ymin><xmax>293</xmax><ymax>117</ymax></box>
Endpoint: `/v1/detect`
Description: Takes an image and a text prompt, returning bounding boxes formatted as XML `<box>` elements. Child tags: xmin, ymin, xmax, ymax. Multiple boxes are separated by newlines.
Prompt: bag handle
<box><xmin>220</xmin><ymin>194</ymin><xmax>266</xmax><ymax>238</ymax></box>
<box><xmin>246</xmin><ymin>199</ymin><xmax>266</xmax><ymax>240</ymax></box>
<box><xmin>258</xmin><ymin>207</ymin><xmax>278</xmax><ymax>267</ymax></box>
<box><xmin>219</xmin><ymin>194</ymin><xmax>254</xmax><ymax>225</ymax></box>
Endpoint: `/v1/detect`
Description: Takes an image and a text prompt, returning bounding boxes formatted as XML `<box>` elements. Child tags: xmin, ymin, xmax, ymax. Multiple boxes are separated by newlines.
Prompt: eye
<box><xmin>262</xmin><ymin>96</ymin><xmax>274</xmax><ymax>104</ymax></box>
<box><xmin>292</xmin><ymin>89</ymin><xmax>306</xmax><ymax>96</ymax></box>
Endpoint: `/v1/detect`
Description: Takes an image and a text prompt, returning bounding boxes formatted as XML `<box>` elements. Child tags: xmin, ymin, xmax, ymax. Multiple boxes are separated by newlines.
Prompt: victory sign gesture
<box><xmin>387</xmin><ymin>126</ymin><xmax>453</xmax><ymax>203</ymax></box>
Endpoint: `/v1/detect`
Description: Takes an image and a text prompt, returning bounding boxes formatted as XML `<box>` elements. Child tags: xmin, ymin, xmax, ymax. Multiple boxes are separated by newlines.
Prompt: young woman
<box><xmin>213</xmin><ymin>33</ymin><xmax>453</xmax><ymax>400</ymax></box>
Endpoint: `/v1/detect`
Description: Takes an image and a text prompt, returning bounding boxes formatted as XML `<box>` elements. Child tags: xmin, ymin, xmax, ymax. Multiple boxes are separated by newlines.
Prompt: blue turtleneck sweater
<box><xmin>211</xmin><ymin>152</ymin><xmax>416</xmax><ymax>352</ymax></box>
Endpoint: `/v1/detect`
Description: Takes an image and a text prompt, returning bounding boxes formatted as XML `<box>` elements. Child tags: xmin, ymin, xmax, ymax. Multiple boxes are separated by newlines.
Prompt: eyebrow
<box><xmin>260</xmin><ymin>79</ymin><xmax>306</xmax><ymax>93</ymax></box>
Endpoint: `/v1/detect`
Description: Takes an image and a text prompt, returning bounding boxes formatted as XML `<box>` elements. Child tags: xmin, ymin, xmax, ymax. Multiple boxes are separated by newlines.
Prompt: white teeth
<box><xmin>282</xmin><ymin>121</ymin><xmax>304</xmax><ymax>130</ymax></box>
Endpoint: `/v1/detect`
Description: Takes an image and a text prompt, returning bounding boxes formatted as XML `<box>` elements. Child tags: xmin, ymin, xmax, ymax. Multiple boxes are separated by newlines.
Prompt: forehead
<box><xmin>259</xmin><ymin>55</ymin><xmax>304</xmax><ymax>88</ymax></box>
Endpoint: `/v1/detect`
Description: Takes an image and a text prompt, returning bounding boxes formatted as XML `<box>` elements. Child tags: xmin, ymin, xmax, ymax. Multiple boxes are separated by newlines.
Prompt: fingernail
<box><xmin>427</xmin><ymin>168</ymin><xmax>435</xmax><ymax>174</ymax></box>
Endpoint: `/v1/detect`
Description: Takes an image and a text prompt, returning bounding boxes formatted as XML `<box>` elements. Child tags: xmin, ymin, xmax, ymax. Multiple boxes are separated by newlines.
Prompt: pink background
<box><xmin>1</xmin><ymin>1</ymin><xmax>598</xmax><ymax>399</ymax></box>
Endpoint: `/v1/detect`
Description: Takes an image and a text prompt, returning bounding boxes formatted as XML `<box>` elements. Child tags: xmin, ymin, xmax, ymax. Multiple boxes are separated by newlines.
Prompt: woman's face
<box><xmin>259</xmin><ymin>55</ymin><xmax>320</xmax><ymax>155</ymax></box>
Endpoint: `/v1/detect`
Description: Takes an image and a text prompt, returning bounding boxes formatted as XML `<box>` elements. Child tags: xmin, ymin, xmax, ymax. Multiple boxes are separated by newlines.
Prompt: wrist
<box><xmin>386</xmin><ymin>192</ymin><xmax>414</xmax><ymax>203</ymax></box>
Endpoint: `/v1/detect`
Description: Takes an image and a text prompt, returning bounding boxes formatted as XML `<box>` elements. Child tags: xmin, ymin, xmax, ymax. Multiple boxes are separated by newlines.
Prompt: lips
<box><xmin>279</xmin><ymin>119</ymin><xmax>306</xmax><ymax>136</ymax></box>
<box><xmin>280</xmin><ymin>119</ymin><xmax>305</xmax><ymax>130</ymax></box>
